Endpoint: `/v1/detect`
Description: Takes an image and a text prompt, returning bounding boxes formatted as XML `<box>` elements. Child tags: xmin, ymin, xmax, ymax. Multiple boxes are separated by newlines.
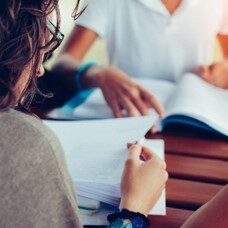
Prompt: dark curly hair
<box><xmin>0</xmin><ymin>0</ymin><xmax>61</xmax><ymax>110</ymax></box>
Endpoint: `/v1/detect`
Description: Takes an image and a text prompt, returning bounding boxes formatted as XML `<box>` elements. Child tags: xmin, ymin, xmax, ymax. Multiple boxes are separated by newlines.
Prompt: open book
<box><xmin>49</xmin><ymin>73</ymin><xmax>228</xmax><ymax>137</ymax></box>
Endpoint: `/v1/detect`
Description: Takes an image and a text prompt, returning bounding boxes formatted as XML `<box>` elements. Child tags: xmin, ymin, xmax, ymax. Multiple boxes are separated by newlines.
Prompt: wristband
<box><xmin>107</xmin><ymin>209</ymin><xmax>150</xmax><ymax>228</ymax></box>
<box><xmin>75</xmin><ymin>62</ymin><xmax>97</xmax><ymax>91</ymax></box>
<box><xmin>59</xmin><ymin>62</ymin><xmax>97</xmax><ymax>112</ymax></box>
<box><xmin>107</xmin><ymin>218</ymin><xmax>132</xmax><ymax>228</ymax></box>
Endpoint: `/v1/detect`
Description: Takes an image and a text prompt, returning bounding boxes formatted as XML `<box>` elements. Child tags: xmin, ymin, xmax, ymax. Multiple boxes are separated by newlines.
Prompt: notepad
<box><xmin>44</xmin><ymin>115</ymin><xmax>166</xmax><ymax>221</ymax></box>
<box><xmin>48</xmin><ymin>73</ymin><xmax>228</xmax><ymax>137</ymax></box>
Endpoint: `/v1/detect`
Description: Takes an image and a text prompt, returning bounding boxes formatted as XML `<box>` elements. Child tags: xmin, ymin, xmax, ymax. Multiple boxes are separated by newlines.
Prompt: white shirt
<box><xmin>76</xmin><ymin>0</ymin><xmax>228</xmax><ymax>82</ymax></box>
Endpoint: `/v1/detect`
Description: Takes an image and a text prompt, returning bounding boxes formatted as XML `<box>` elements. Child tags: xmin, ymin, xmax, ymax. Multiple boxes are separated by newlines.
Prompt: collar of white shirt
<box><xmin>136</xmin><ymin>0</ymin><xmax>199</xmax><ymax>16</ymax></box>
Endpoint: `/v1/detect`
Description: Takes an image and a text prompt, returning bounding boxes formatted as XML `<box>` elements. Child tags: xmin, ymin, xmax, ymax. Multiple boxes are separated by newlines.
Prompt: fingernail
<box><xmin>127</xmin><ymin>141</ymin><xmax>138</xmax><ymax>148</ymax></box>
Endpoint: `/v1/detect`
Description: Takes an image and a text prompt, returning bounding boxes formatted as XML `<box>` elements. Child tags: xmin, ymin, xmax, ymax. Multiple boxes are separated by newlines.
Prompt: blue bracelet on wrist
<box><xmin>107</xmin><ymin>218</ymin><xmax>132</xmax><ymax>228</ymax></box>
<box><xmin>75</xmin><ymin>62</ymin><xmax>98</xmax><ymax>91</ymax></box>
<box><xmin>58</xmin><ymin>62</ymin><xmax>97</xmax><ymax>112</ymax></box>
<box><xmin>107</xmin><ymin>209</ymin><xmax>150</xmax><ymax>228</ymax></box>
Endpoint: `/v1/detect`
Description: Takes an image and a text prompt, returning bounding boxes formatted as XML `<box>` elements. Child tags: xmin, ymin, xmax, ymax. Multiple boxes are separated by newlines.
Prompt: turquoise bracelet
<box><xmin>58</xmin><ymin>62</ymin><xmax>97</xmax><ymax>112</ymax></box>
<box><xmin>107</xmin><ymin>218</ymin><xmax>132</xmax><ymax>228</ymax></box>
<box><xmin>75</xmin><ymin>62</ymin><xmax>98</xmax><ymax>91</ymax></box>
<box><xmin>107</xmin><ymin>209</ymin><xmax>149</xmax><ymax>228</ymax></box>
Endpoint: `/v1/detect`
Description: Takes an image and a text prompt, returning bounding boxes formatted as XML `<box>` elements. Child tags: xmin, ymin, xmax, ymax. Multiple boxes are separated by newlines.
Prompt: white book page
<box><xmin>165</xmin><ymin>73</ymin><xmax>228</xmax><ymax>135</ymax></box>
<box><xmin>44</xmin><ymin>115</ymin><xmax>158</xmax><ymax>186</ymax></box>
<box><xmin>69</xmin><ymin>144</ymin><xmax>127</xmax><ymax>184</ymax></box>
<box><xmin>48</xmin><ymin>78</ymin><xmax>175</xmax><ymax>120</ymax></box>
<box><xmin>44</xmin><ymin>115</ymin><xmax>157</xmax><ymax>153</ymax></box>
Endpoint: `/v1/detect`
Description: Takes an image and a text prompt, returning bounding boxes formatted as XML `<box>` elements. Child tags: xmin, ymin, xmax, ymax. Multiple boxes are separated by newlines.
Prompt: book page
<box><xmin>69</xmin><ymin>144</ymin><xmax>126</xmax><ymax>184</ymax></box>
<box><xmin>44</xmin><ymin>115</ymin><xmax>157</xmax><ymax>153</ymax></box>
<box><xmin>44</xmin><ymin>115</ymin><xmax>158</xmax><ymax>185</ymax></box>
<box><xmin>165</xmin><ymin>73</ymin><xmax>228</xmax><ymax>135</ymax></box>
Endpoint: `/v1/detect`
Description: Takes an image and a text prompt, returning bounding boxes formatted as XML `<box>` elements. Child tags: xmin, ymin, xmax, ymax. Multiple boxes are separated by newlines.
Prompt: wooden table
<box><xmin>147</xmin><ymin>125</ymin><xmax>228</xmax><ymax>227</ymax></box>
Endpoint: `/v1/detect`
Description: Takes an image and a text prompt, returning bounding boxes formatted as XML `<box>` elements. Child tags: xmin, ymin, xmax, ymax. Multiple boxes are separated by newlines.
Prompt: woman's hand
<box><xmin>120</xmin><ymin>144</ymin><xmax>168</xmax><ymax>216</ymax></box>
<box><xmin>86</xmin><ymin>66</ymin><xmax>165</xmax><ymax>118</ymax></box>
<box><xmin>198</xmin><ymin>61</ymin><xmax>228</xmax><ymax>89</ymax></box>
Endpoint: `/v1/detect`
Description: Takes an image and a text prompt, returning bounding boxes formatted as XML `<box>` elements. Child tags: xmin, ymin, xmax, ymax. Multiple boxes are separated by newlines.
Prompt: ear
<box><xmin>37</xmin><ymin>64</ymin><xmax>45</xmax><ymax>77</ymax></box>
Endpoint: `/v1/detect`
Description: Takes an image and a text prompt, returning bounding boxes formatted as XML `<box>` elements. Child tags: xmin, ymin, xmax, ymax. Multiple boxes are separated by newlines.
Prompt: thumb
<box><xmin>141</xmin><ymin>147</ymin><xmax>154</xmax><ymax>161</ymax></box>
<box><xmin>128</xmin><ymin>144</ymin><xmax>142</xmax><ymax>163</ymax></box>
<box><xmin>198</xmin><ymin>65</ymin><xmax>211</xmax><ymax>81</ymax></box>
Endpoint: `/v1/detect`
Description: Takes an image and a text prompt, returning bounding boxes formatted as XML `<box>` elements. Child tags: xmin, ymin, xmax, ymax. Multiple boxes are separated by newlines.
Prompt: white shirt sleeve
<box><xmin>218</xmin><ymin>0</ymin><xmax>228</xmax><ymax>34</ymax></box>
<box><xmin>76</xmin><ymin>0</ymin><xmax>110</xmax><ymax>38</ymax></box>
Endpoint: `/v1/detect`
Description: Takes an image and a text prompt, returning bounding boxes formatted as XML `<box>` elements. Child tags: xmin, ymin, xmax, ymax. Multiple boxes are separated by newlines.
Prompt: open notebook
<box><xmin>44</xmin><ymin>116</ymin><xmax>166</xmax><ymax>225</ymax></box>
<box><xmin>49</xmin><ymin>73</ymin><xmax>228</xmax><ymax>137</ymax></box>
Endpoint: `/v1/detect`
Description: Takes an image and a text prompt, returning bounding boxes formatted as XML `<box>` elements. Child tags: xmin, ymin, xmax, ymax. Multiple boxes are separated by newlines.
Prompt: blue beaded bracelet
<box><xmin>75</xmin><ymin>62</ymin><xmax>98</xmax><ymax>91</ymax></box>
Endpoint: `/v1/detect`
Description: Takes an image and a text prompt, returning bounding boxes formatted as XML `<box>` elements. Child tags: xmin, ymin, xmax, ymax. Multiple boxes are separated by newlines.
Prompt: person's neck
<box><xmin>160</xmin><ymin>0</ymin><xmax>182</xmax><ymax>15</ymax></box>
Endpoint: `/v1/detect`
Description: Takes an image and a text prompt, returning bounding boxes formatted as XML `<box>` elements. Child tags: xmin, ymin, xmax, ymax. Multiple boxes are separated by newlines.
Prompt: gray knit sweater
<box><xmin>0</xmin><ymin>109</ymin><xmax>82</xmax><ymax>228</ymax></box>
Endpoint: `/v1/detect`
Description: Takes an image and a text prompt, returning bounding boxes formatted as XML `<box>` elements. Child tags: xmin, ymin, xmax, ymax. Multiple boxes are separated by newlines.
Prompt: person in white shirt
<box><xmin>55</xmin><ymin>0</ymin><xmax>228</xmax><ymax>118</ymax></box>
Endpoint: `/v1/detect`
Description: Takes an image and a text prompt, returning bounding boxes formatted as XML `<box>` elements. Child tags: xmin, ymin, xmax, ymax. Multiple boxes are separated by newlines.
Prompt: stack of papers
<box><xmin>44</xmin><ymin>115</ymin><xmax>166</xmax><ymax>224</ymax></box>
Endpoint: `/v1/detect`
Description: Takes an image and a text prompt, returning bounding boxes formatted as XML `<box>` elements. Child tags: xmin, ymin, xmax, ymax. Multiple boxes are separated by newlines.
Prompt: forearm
<box><xmin>52</xmin><ymin>53</ymin><xmax>104</xmax><ymax>90</ymax></box>
<box><xmin>80</xmin><ymin>65</ymin><xmax>106</xmax><ymax>89</ymax></box>
<box><xmin>181</xmin><ymin>185</ymin><xmax>228</xmax><ymax>228</ymax></box>
<box><xmin>217</xmin><ymin>34</ymin><xmax>228</xmax><ymax>59</ymax></box>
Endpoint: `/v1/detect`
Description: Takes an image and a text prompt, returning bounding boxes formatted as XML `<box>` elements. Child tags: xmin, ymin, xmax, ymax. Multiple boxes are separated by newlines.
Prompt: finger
<box><xmin>140</xmin><ymin>146</ymin><xmax>154</xmax><ymax>161</ymax></box>
<box><xmin>127</xmin><ymin>141</ymin><xmax>138</xmax><ymax>149</ymax></box>
<box><xmin>142</xmin><ymin>147</ymin><xmax>165</xmax><ymax>167</ymax></box>
<box><xmin>131</xmin><ymin>94</ymin><xmax>150</xmax><ymax>116</ymax></box>
<box><xmin>128</xmin><ymin>144</ymin><xmax>142</xmax><ymax>161</ymax></box>
<box><xmin>110</xmin><ymin>99</ymin><xmax>122</xmax><ymax>118</ymax></box>
<box><xmin>126</xmin><ymin>88</ymin><xmax>150</xmax><ymax>116</ymax></box>
<box><xmin>118</xmin><ymin>95</ymin><xmax>139</xmax><ymax>117</ymax></box>
<box><xmin>102</xmin><ymin>89</ymin><xmax>122</xmax><ymax>118</ymax></box>
<box><xmin>198</xmin><ymin>65</ymin><xmax>211</xmax><ymax>82</ymax></box>
<box><xmin>164</xmin><ymin>170</ymin><xmax>169</xmax><ymax>181</ymax></box>
<box><xmin>127</xmin><ymin>145</ymin><xmax>154</xmax><ymax>162</ymax></box>
<box><xmin>141</xmin><ymin>89</ymin><xmax>166</xmax><ymax>118</ymax></box>
<box><xmin>209</xmin><ymin>63</ymin><xmax>216</xmax><ymax>73</ymax></box>
<box><xmin>149</xmin><ymin>124</ymin><xmax>157</xmax><ymax>134</ymax></box>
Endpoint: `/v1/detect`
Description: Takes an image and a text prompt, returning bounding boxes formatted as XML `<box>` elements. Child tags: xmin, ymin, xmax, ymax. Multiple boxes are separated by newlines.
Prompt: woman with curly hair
<box><xmin>0</xmin><ymin>1</ymin><xmax>168</xmax><ymax>227</ymax></box>
<box><xmin>0</xmin><ymin>1</ymin><xmax>227</xmax><ymax>228</ymax></box>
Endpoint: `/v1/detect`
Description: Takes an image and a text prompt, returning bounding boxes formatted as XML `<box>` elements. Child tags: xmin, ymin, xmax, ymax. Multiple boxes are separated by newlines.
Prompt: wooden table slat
<box><xmin>166</xmin><ymin>154</ymin><xmax>228</xmax><ymax>184</ymax></box>
<box><xmin>152</xmin><ymin>135</ymin><xmax>228</xmax><ymax>160</ymax></box>
<box><xmin>167</xmin><ymin>178</ymin><xmax>223</xmax><ymax>210</ymax></box>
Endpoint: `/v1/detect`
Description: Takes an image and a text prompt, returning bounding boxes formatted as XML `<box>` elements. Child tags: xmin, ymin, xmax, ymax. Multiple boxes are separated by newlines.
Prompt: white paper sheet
<box><xmin>79</xmin><ymin>139</ymin><xmax>166</xmax><ymax>226</ymax></box>
<box><xmin>44</xmin><ymin>115</ymin><xmax>157</xmax><ymax>154</ymax></box>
